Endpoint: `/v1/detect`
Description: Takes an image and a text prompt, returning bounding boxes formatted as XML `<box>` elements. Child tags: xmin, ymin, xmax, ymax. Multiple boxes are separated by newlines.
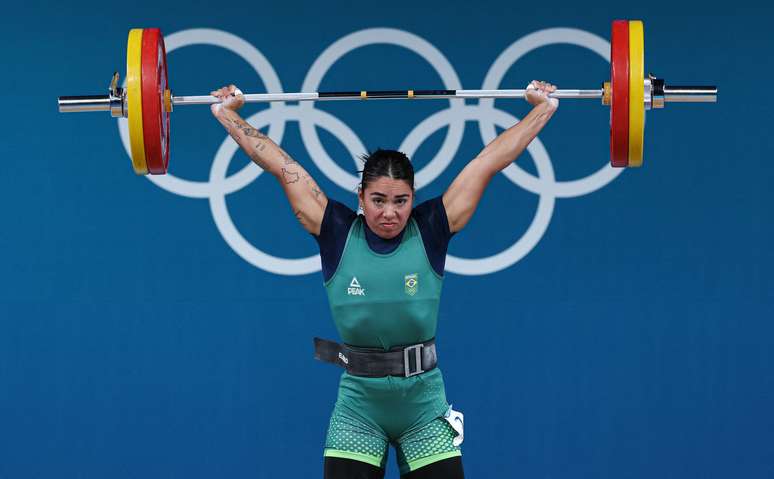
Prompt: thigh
<box><xmin>324</xmin><ymin>456</ymin><xmax>385</xmax><ymax>479</ymax></box>
<box><xmin>401</xmin><ymin>456</ymin><xmax>464</xmax><ymax>479</ymax></box>
<box><xmin>324</xmin><ymin>406</ymin><xmax>389</xmax><ymax>471</ymax></box>
<box><xmin>395</xmin><ymin>417</ymin><xmax>462</xmax><ymax>476</ymax></box>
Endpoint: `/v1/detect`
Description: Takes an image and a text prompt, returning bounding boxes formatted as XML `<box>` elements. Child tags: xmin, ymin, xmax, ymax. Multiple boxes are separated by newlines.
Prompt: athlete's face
<box><xmin>359</xmin><ymin>177</ymin><xmax>414</xmax><ymax>239</ymax></box>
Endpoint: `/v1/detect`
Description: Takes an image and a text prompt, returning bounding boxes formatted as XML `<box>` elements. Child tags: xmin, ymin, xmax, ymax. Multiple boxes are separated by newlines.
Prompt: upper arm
<box><xmin>442</xmin><ymin>156</ymin><xmax>495</xmax><ymax>233</ymax></box>
<box><xmin>276</xmin><ymin>159</ymin><xmax>328</xmax><ymax>236</ymax></box>
<box><xmin>413</xmin><ymin>198</ymin><xmax>454</xmax><ymax>276</ymax></box>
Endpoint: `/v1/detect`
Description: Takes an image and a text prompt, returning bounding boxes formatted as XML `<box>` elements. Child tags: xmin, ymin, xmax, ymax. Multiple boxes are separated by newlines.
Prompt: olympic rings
<box><xmin>117</xmin><ymin>27</ymin><xmax>620</xmax><ymax>276</ymax></box>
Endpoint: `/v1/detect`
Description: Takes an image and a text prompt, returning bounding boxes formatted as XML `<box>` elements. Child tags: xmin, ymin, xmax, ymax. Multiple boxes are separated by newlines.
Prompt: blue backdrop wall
<box><xmin>1</xmin><ymin>1</ymin><xmax>772</xmax><ymax>477</ymax></box>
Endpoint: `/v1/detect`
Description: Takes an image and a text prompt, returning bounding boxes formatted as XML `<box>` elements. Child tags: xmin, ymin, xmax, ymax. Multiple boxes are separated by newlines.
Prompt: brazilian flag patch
<box><xmin>404</xmin><ymin>273</ymin><xmax>418</xmax><ymax>296</ymax></box>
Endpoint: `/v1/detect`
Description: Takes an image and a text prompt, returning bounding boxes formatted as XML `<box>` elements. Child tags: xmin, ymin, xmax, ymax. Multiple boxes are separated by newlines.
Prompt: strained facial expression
<box><xmin>359</xmin><ymin>177</ymin><xmax>414</xmax><ymax>239</ymax></box>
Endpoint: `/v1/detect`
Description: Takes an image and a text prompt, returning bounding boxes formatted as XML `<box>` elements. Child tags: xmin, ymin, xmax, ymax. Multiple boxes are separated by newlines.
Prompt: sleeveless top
<box><xmin>324</xmin><ymin>217</ymin><xmax>443</xmax><ymax>349</ymax></box>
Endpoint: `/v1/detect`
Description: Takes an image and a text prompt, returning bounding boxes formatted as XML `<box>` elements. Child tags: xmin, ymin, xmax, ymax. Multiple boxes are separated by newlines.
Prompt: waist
<box><xmin>315</xmin><ymin>337</ymin><xmax>437</xmax><ymax>378</ymax></box>
<box><xmin>330</xmin><ymin>301</ymin><xmax>440</xmax><ymax>349</ymax></box>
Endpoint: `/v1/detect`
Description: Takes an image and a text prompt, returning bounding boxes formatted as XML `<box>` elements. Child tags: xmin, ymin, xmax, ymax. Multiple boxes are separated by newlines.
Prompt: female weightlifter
<box><xmin>209</xmin><ymin>80</ymin><xmax>558</xmax><ymax>479</ymax></box>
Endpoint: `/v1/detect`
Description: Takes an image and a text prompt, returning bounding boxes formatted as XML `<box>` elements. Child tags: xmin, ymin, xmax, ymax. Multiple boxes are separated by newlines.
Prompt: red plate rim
<box><xmin>141</xmin><ymin>28</ymin><xmax>170</xmax><ymax>175</ymax></box>
<box><xmin>610</xmin><ymin>20</ymin><xmax>630</xmax><ymax>168</ymax></box>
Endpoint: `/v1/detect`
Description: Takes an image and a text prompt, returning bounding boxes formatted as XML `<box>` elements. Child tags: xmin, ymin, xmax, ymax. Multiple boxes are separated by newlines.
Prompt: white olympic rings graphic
<box><xmin>117</xmin><ymin>27</ymin><xmax>624</xmax><ymax>276</ymax></box>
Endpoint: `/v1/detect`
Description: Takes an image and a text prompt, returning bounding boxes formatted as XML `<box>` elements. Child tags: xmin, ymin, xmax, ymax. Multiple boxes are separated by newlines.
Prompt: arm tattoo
<box><xmin>282</xmin><ymin>168</ymin><xmax>300</xmax><ymax>184</ymax></box>
<box><xmin>300</xmin><ymin>171</ymin><xmax>324</xmax><ymax>199</ymax></box>
<box><xmin>281</xmin><ymin>150</ymin><xmax>297</xmax><ymax>165</ymax></box>
<box><xmin>227</xmin><ymin>115</ymin><xmax>268</xmax><ymax>139</ymax></box>
<box><xmin>242</xmin><ymin>127</ymin><xmax>266</xmax><ymax>138</ymax></box>
<box><xmin>246</xmin><ymin>142</ymin><xmax>269</xmax><ymax>170</ymax></box>
<box><xmin>223</xmin><ymin>113</ymin><xmax>269</xmax><ymax>168</ymax></box>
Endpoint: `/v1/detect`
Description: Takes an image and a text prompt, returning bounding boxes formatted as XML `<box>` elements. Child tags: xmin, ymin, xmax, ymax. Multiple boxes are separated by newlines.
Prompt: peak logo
<box><xmin>347</xmin><ymin>277</ymin><xmax>365</xmax><ymax>296</ymax></box>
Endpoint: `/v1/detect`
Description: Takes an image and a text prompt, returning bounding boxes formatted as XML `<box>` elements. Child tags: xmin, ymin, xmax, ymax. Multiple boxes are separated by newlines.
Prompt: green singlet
<box><xmin>322</xmin><ymin>217</ymin><xmax>461</xmax><ymax>474</ymax></box>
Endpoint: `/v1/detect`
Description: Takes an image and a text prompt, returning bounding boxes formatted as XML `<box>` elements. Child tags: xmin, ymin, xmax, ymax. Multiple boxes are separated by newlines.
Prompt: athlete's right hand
<box><xmin>210</xmin><ymin>84</ymin><xmax>244</xmax><ymax>117</ymax></box>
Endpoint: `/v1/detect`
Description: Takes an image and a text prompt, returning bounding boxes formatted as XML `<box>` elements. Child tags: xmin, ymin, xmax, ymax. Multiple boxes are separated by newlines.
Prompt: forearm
<box><xmin>214</xmin><ymin>107</ymin><xmax>294</xmax><ymax>177</ymax></box>
<box><xmin>476</xmin><ymin>102</ymin><xmax>557</xmax><ymax>173</ymax></box>
<box><xmin>213</xmin><ymin>106</ymin><xmax>327</xmax><ymax>234</ymax></box>
<box><xmin>443</xmin><ymin>82</ymin><xmax>557</xmax><ymax>233</ymax></box>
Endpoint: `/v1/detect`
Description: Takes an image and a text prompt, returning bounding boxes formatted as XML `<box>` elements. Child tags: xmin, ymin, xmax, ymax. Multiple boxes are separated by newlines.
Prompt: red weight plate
<box><xmin>610</xmin><ymin>20</ymin><xmax>630</xmax><ymax>168</ymax></box>
<box><xmin>141</xmin><ymin>28</ymin><xmax>170</xmax><ymax>175</ymax></box>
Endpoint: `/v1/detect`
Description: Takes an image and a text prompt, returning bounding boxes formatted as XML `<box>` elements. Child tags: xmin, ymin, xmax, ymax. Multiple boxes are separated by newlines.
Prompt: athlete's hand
<box><xmin>210</xmin><ymin>84</ymin><xmax>244</xmax><ymax>117</ymax></box>
<box><xmin>525</xmin><ymin>80</ymin><xmax>559</xmax><ymax>110</ymax></box>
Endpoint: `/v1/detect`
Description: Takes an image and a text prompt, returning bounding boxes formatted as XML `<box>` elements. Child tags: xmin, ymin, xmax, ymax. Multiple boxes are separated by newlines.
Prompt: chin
<box><xmin>377</xmin><ymin>224</ymin><xmax>404</xmax><ymax>239</ymax></box>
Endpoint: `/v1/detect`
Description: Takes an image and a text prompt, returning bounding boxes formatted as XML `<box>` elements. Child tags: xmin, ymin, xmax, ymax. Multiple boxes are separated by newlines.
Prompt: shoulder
<box><xmin>320</xmin><ymin>199</ymin><xmax>358</xmax><ymax>235</ymax></box>
<box><xmin>316</xmin><ymin>199</ymin><xmax>358</xmax><ymax>282</ymax></box>
<box><xmin>411</xmin><ymin>196</ymin><xmax>454</xmax><ymax>276</ymax></box>
<box><xmin>412</xmin><ymin>196</ymin><xmax>453</xmax><ymax>239</ymax></box>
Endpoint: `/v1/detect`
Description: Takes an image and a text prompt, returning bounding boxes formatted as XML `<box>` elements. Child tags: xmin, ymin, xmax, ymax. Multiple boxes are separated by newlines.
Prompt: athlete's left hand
<box><xmin>525</xmin><ymin>80</ymin><xmax>559</xmax><ymax>110</ymax></box>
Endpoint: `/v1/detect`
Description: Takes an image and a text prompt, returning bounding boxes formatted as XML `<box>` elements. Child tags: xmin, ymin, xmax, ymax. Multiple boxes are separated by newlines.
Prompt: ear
<box><xmin>357</xmin><ymin>188</ymin><xmax>364</xmax><ymax>208</ymax></box>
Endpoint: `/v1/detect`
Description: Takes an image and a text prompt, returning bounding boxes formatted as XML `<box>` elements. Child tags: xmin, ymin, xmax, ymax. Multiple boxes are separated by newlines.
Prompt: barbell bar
<box><xmin>59</xmin><ymin>85</ymin><xmax>716</xmax><ymax>109</ymax></box>
<box><xmin>57</xmin><ymin>21</ymin><xmax>717</xmax><ymax>174</ymax></box>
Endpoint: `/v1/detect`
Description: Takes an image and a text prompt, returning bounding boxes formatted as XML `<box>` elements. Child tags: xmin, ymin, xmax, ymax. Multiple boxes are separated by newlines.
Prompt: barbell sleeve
<box><xmin>663</xmin><ymin>85</ymin><xmax>717</xmax><ymax>103</ymax></box>
<box><xmin>58</xmin><ymin>95</ymin><xmax>113</xmax><ymax>113</ymax></box>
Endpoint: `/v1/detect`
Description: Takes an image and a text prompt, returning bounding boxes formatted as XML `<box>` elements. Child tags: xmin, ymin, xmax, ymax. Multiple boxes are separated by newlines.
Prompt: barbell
<box><xmin>58</xmin><ymin>20</ymin><xmax>717</xmax><ymax>175</ymax></box>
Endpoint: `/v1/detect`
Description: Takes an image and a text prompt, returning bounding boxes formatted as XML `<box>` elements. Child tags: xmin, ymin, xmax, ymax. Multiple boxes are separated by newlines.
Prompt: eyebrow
<box><xmin>369</xmin><ymin>192</ymin><xmax>410</xmax><ymax>199</ymax></box>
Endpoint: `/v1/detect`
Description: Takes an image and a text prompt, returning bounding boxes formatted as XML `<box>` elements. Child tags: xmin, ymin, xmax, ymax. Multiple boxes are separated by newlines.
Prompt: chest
<box><xmin>326</xmin><ymin>222</ymin><xmax>442</xmax><ymax>303</ymax></box>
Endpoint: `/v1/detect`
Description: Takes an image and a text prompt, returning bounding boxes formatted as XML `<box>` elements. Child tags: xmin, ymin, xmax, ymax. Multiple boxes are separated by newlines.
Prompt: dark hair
<box><xmin>358</xmin><ymin>149</ymin><xmax>415</xmax><ymax>192</ymax></box>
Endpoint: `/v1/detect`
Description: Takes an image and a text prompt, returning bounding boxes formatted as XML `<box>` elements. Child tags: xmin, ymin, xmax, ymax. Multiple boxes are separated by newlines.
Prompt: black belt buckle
<box><xmin>403</xmin><ymin>343</ymin><xmax>424</xmax><ymax>377</ymax></box>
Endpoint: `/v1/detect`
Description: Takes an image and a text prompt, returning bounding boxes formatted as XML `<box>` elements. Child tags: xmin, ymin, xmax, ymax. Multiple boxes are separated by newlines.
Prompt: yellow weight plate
<box><xmin>628</xmin><ymin>20</ymin><xmax>645</xmax><ymax>167</ymax></box>
<box><xmin>127</xmin><ymin>29</ymin><xmax>148</xmax><ymax>175</ymax></box>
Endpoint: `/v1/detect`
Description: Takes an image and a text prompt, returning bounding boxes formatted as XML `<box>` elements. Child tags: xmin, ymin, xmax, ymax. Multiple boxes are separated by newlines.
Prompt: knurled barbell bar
<box><xmin>58</xmin><ymin>20</ymin><xmax>717</xmax><ymax>175</ymax></box>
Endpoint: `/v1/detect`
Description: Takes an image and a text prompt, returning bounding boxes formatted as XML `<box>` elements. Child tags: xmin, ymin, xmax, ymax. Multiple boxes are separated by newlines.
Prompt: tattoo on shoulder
<box><xmin>282</xmin><ymin>168</ymin><xmax>300</xmax><ymax>184</ymax></box>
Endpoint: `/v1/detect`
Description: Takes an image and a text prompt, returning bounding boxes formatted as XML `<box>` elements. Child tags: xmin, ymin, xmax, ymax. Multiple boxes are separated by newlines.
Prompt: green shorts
<box><xmin>323</xmin><ymin>403</ymin><xmax>462</xmax><ymax>474</ymax></box>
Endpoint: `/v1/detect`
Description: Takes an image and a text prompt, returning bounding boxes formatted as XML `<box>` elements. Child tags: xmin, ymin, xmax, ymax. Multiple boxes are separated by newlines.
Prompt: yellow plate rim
<box><xmin>628</xmin><ymin>20</ymin><xmax>645</xmax><ymax>167</ymax></box>
<box><xmin>127</xmin><ymin>29</ymin><xmax>148</xmax><ymax>175</ymax></box>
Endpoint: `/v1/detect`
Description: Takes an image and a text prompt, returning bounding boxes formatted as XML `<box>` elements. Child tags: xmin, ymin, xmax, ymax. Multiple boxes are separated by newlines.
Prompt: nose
<box><xmin>382</xmin><ymin>205</ymin><xmax>396</xmax><ymax>219</ymax></box>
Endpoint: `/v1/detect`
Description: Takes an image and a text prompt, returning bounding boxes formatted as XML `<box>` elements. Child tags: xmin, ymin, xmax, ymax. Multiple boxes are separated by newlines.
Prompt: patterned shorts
<box><xmin>323</xmin><ymin>406</ymin><xmax>462</xmax><ymax>474</ymax></box>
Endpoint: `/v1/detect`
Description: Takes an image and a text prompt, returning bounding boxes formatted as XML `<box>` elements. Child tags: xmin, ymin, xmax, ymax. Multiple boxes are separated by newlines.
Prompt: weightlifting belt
<box><xmin>313</xmin><ymin>337</ymin><xmax>437</xmax><ymax>378</ymax></box>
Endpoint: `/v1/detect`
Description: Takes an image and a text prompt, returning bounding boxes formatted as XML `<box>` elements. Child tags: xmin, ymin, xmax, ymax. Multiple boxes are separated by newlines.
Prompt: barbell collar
<box><xmin>59</xmin><ymin>72</ymin><xmax>128</xmax><ymax>117</ymax></box>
